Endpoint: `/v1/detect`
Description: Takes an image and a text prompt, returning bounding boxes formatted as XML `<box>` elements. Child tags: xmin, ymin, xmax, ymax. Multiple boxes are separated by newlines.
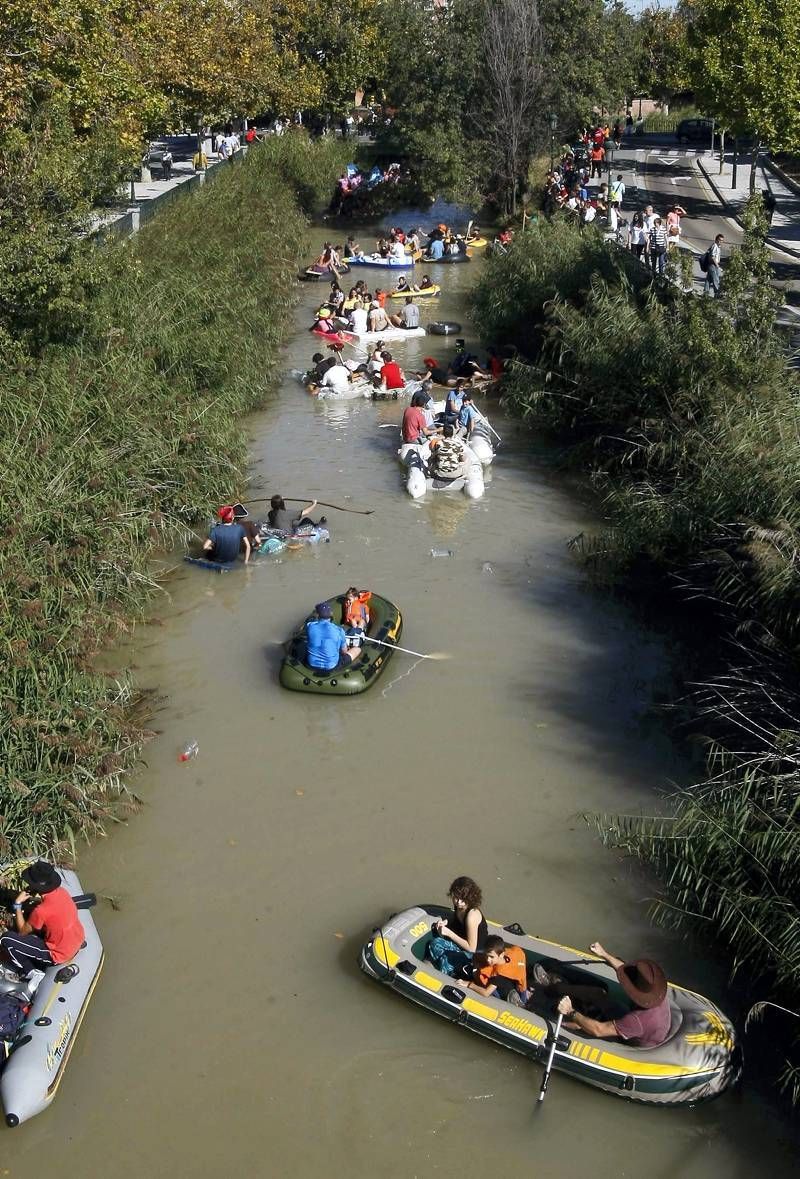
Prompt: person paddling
<box><xmin>556</xmin><ymin>942</ymin><xmax>671</xmax><ymax>1048</ymax></box>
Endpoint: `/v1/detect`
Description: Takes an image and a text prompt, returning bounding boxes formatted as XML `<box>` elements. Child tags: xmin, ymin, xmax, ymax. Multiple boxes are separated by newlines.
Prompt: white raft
<box><xmin>399</xmin><ymin>440</ymin><xmax>485</xmax><ymax>499</ymax></box>
<box><xmin>347</xmin><ymin>326</ymin><xmax>426</xmax><ymax>343</ymax></box>
<box><xmin>0</xmin><ymin>867</ymin><xmax>102</xmax><ymax>1127</ymax></box>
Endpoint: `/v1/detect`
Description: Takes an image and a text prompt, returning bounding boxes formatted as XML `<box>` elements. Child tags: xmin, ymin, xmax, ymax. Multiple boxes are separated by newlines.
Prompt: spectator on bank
<box><xmin>590</xmin><ymin>142</ymin><xmax>605</xmax><ymax>179</ymax></box>
<box><xmin>161</xmin><ymin>148</ymin><xmax>173</xmax><ymax>181</ymax></box>
<box><xmin>649</xmin><ymin>218</ymin><xmax>668</xmax><ymax>277</ymax></box>
<box><xmin>704</xmin><ymin>233</ymin><xmax>724</xmax><ymax>298</ymax></box>
<box><xmin>628</xmin><ymin>211</ymin><xmax>647</xmax><ymax>259</ymax></box>
<box><xmin>609</xmin><ymin>173</ymin><xmax>625</xmax><ymax>209</ymax></box>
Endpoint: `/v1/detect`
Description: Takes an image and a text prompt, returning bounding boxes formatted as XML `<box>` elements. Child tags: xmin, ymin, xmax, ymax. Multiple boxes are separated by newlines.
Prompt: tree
<box><xmin>684</xmin><ymin>0</ymin><xmax>800</xmax><ymax>191</ymax></box>
<box><xmin>636</xmin><ymin>5</ymin><xmax>691</xmax><ymax>108</ymax></box>
<box><xmin>477</xmin><ymin>0</ymin><xmax>544</xmax><ymax>215</ymax></box>
<box><xmin>373</xmin><ymin>0</ymin><xmax>483</xmax><ymax>201</ymax></box>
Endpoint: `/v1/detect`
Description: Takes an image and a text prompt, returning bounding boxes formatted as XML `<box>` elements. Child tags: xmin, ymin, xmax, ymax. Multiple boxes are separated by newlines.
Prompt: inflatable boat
<box><xmin>301</xmin><ymin>263</ymin><xmax>350</xmax><ymax>282</ymax></box>
<box><xmin>348</xmin><ymin>255</ymin><xmax>416</xmax><ymax>271</ymax></box>
<box><xmin>348</xmin><ymin>326</ymin><xmax>426</xmax><ymax>343</ymax></box>
<box><xmin>184</xmin><ymin>524</ymin><xmax>330</xmax><ymax>571</ymax></box>
<box><xmin>0</xmin><ymin>865</ymin><xmax>102</xmax><ymax>1127</ymax></box>
<box><xmin>280</xmin><ymin>593</ymin><xmax>402</xmax><ymax>695</ymax></box>
<box><xmin>360</xmin><ymin>905</ymin><xmax>740</xmax><ymax>1106</ymax></box>
<box><xmin>389</xmin><ymin>285</ymin><xmax>440</xmax><ymax>299</ymax></box>
<box><xmin>399</xmin><ymin>440</ymin><xmax>485</xmax><ymax>500</ymax></box>
<box><xmin>420</xmin><ymin>252</ymin><xmax>471</xmax><ymax>264</ymax></box>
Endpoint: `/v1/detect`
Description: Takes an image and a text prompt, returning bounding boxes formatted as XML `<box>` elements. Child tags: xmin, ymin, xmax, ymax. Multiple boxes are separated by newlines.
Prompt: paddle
<box><xmin>537</xmin><ymin>1012</ymin><xmax>563</xmax><ymax>1104</ymax></box>
<box><xmin>363</xmin><ymin>636</ymin><xmax>450</xmax><ymax>661</ymax></box>
<box><xmin>242</xmin><ymin>497</ymin><xmax>374</xmax><ymax>516</ymax></box>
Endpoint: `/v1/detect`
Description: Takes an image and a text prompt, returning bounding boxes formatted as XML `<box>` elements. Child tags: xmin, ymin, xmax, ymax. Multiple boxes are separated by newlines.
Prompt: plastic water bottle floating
<box><xmin>430</xmin><ymin>548</ymin><xmax>454</xmax><ymax>558</ymax></box>
<box><xmin>179</xmin><ymin>741</ymin><xmax>199</xmax><ymax>762</ymax></box>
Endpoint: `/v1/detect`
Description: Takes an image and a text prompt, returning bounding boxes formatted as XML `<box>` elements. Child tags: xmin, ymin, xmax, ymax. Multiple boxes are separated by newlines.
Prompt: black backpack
<box><xmin>699</xmin><ymin>249</ymin><xmax>710</xmax><ymax>273</ymax></box>
<box><xmin>0</xmin><ymin>992</ymin><xmax>26</xmax><ymax>1041</ymax></box>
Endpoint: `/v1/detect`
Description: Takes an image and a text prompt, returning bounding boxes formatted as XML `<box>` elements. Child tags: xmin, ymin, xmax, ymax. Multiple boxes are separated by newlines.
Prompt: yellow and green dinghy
<box><xmin>360</xmin><ymin>904</ymin><xmax>740</xmax><ymax>1105</ymax></box>
<box><xmin>280</xmin><ymin>593</ymin><xmax>402</xmax><ymax>696</ymax></box>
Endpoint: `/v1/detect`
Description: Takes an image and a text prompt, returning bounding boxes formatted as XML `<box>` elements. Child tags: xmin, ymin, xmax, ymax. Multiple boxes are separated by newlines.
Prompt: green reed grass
<box><xmin>472</xmin><ymin>211</ymin><xmax>800</xmax><ymax>1099</ymax></box>
<box><xmin>0</xmin><ymin>134</ymin><xmax>348</xmax><ymax>863</ymax></box>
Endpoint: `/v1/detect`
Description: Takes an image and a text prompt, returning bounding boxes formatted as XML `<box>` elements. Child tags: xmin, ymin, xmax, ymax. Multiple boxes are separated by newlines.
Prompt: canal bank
<box><xmin>3</xmin><ymin>225</ymin><xmax>797</xmax><ymax>1174</ymax></box>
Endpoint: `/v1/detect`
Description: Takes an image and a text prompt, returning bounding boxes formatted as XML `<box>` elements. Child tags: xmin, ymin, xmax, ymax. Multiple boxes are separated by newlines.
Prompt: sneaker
<box><xmin>507</xmin><ymin>989</ymin><xmax>524</xmax><ymax>1006</ymax></box>
<box><xmin>0</xmin><ymin>965</ymin><xmax>22</xmax><ymax>984</ymax></box>
<box><xmin>24</xmin><ymin>969</ymin><xmax>46</xmax><ymax>995</ymax></box>
<box><xmin>532</xmin><ymin>963</ymin><xmax>559</xmax><ymax>987</ymax></box>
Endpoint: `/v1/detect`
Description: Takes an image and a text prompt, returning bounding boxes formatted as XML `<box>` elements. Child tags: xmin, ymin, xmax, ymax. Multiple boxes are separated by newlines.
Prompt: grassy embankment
<box><xmin>472</xmin><ymin>212</ymin><xmax>800</xmax><ymax>1100</ymax></box>
<box><xmin>0</xmin><ymin>134</ymin><xmax>348</xmax><ymax>859</ymax></box>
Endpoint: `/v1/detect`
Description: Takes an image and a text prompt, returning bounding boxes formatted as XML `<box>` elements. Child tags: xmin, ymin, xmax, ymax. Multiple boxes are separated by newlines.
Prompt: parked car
<box><xmin>676</xmin><ymin>117</ymin><xmax>715</xmax><ymax>143</ymax></box>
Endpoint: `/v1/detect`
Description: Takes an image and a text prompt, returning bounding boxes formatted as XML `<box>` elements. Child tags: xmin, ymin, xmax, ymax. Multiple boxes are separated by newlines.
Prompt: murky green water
<box><xmin>4</xmin><ymin>225</ymin><xmax>796</xmax><ymax>1176</ymax></box>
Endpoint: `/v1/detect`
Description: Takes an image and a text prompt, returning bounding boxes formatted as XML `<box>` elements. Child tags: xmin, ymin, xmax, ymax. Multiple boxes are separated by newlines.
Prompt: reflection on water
<box><xmin>2</xmin><ymin>222</ymin><xmax>796</xmax><ymax>1174</ymax></box>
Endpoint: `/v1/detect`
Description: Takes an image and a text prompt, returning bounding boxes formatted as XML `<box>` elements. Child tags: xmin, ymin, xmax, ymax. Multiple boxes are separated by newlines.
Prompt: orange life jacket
<box><xmin>476</xmin><ymin>944</ymin><xmax>527</xmax><ymax>991</ymax></box>
<box><xmin>344</xmin><ymin>591</ymin><xmax>371</xmax><ymax>628</ymax></box>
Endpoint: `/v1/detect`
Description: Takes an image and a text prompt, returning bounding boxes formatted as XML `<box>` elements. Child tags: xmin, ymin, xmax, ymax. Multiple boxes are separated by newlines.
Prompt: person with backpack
<box><xmin>702</xmin><ymin>233</ymin><xmax>724</xmax><ymax>298</ymax></box>
<box><xmin>428</xmin><ymin>425</ymin><xmax>467</xmax><ymax>480</ymax></box>
<box><xmin>609</xmin><ymin>173</ymin><xmax>625</xmax><ymax>209</ymax></box>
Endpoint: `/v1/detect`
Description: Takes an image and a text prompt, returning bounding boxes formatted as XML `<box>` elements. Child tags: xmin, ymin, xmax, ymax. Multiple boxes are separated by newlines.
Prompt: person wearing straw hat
<box><xmin>555</xmin><ymin>941</ymin><xmax>671</xmax><ymax>1048</ymax></box>
<box><xmin>0</xmin><ymin>861</ymin><xmax>84</xmax><ymax>981</ymax></box>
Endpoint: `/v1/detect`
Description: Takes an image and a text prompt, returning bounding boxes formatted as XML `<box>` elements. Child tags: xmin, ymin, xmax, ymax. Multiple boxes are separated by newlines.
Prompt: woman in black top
<box><xmin>267</xmin><ymin>495</ymin><xmax>318</xmax><ymax>533</ymax></box>
<box><xmin>427</xmin><ymin>876</ymin><xmax>487</xmax><ymax>976</ymax></box>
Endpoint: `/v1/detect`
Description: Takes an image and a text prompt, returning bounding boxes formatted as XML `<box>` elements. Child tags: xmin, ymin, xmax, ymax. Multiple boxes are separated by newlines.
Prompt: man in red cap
<box><xmin>202</xmin><ymin>505</ymin><xmax>250</xmax><ymax>565</ymax></box>
<box><xmin>556</xmin><ymin>941</ymin><xmax>671</xmax><ymax>1048</ymax></box>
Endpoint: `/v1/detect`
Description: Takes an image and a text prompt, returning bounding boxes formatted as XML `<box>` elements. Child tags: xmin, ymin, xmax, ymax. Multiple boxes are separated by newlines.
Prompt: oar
<box><xmin>243</xmin><ymin>497</ymin><xmax>374</xmax><ymax>516</ymax></box>
<box><xmin>537</xmin><ymin>1012</ymin><xmax>563</xmax><ymax>1104</ymax></box>
<box><xmin>363</xmin><ymin>636</ymin><xmax>450</xmax><ymax>661</ymax></box>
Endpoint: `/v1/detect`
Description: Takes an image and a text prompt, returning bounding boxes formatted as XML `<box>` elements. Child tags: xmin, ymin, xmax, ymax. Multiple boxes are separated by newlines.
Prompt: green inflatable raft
<box><xmin>280</xmin><ymin>593</ymin><xmax>402</xmax><ymax>695</ymax></box>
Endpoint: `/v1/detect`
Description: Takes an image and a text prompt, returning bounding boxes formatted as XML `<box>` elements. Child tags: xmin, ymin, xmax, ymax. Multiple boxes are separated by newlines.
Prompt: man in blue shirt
<box><xmin>202</xmin><ymin>505</ymin><xmax>250</xmax><ymax>564</ymax></box>
<box><xmin>427</xmin><ymin>237</ymin><xmax>444</xmax><ymax>260</ymax></box>
<box><xmin>458</xmin><ymin>390</ymin><xmax>479</xmax><ymax>439</ymax></box>
<box><xmin>305</xmin><ymin>602</ymin><xmax>356</xmax><ymax>671</ymax></box>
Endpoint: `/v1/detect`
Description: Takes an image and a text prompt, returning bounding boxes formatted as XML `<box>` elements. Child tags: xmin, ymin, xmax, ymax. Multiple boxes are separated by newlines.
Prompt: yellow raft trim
<box><xmin>373</xmin><ymin>940</ymin><xmax>400</xmax><ymax>969</ymax></box>
<box><xmin>462</xmin><ymin>997</ymin><xmax>498</xmax><ymax>1021</ymax></box>
<box><xmin>685</xmin><ymin>1011</ymin><xmax>734</xmax><ymax>1050</ymax></box>
<box><xmin>415</xmin><ymin>971</ymin><xmax>442</xmax><ymax>993</ymax></box>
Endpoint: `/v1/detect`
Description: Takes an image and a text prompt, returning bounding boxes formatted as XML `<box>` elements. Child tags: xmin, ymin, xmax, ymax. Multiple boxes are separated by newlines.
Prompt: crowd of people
<box><xmin>425</xmin><ymin>876</ymin><xmax>673</xmax><ymax>1048</ymax></box>
<box><xmin>329</xmin><ymin>162</ymin><xmax>409</xmax><ymax>214</ymax></box>
<box><xmin>540</xmin><ymin>123</ymin><xmax>724</xmax><ymax>295</ymax></box>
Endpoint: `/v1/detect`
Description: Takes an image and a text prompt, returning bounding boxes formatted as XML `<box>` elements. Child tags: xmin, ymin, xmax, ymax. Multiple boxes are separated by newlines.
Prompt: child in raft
<box><xmin>343</xmin><ymin>587</ymin><xmax>371</xmax><ymax>650</ymax></box>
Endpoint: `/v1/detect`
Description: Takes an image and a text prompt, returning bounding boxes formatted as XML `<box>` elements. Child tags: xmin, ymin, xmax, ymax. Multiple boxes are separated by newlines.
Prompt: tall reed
<box><xmin>472</xmin><ymin>213</ymin><xmax>800</xmax><ymax>1099</ymax></box>
<box><xmin>0</xmin><ymin>134</ymin><xmax>348</xmax><ymax>862</ymax></box>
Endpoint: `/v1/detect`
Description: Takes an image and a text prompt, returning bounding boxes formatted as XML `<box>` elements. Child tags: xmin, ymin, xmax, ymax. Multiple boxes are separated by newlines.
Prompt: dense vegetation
<box><xmin>0</xmin><ymin>135</ymin><xmax>348</xmax><ymax>860</ymax></box>
<box><xmin>472</xmin><ymin>210</ymin><xmax>800</xmax><ymax>1097</ymax></box>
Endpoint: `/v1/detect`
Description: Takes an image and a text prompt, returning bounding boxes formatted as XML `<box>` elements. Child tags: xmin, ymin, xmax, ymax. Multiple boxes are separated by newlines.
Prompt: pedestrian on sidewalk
<box><xmin>610</xmin><ymin>173</ymin><xmax>625</xmax><ymax>209</ymax></box>
<box><xmin>590</xmin><ymin>142</ymin><xmax>605</xmax><ymax>180</ymax></box>
<box><xmin>628</xmin><ymin>211</ymin><xmax>647</xmax><ymax>260</ymax></box>
<box><xmin>161</xmin><ymin>148</ymin><xmax>173</xmax><ymax>181</ymax></box>
<box><xmin>704</xmin><ymin>233</ymin><xmax>724</xmax><ymax>298</ymax></box>
<box><xmin>648</xmin><ymin>218</ymin><xmax>668</xmax><ymax>277</ymax></box>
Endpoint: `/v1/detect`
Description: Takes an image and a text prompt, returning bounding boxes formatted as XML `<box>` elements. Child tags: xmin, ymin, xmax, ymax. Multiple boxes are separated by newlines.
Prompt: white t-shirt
<box><xmin>350</xmin><ymin>307</ymin><xmax>368</xmax><ymax>333</ymax></box>
<box><xmin>320</xmin><ymin>366</ymin><xmax>351</xmax><ymax>392</ymax></box>
<box><xmin>644</xmin><ymin>212</ymin><xmax>658</xmax><ymax>231</ymax></box>
<box><xmin>389</xmin><ymin>241</ymin><xmax>405</xmax><ymax>260</ymax></box>
<box><xmin>583</xmin><ymin>205</ymin><xmax>596</xmax><ymax>223</ymax></box>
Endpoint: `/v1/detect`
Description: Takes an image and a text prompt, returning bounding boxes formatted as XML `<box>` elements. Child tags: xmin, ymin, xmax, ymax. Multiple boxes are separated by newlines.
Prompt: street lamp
<box><xmin>549</xmin><ymin>112</ymin><xmax>558</xmax><ymax>171</ymax></box>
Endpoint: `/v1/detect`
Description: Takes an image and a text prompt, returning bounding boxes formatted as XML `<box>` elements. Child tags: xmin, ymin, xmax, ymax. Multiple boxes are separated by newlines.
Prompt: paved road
<box><xmin>603</xmin><ymin>134</ymin><xmax>800</xmax><ymax>327</ymax></box>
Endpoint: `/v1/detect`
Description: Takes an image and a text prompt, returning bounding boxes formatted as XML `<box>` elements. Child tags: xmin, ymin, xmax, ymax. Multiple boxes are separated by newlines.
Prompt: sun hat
<box><xmin>22</xmin><ymin>861</ymin><xmax>61</xmax><ymax>894</ymax></box>
<box><xmin>616</xmin><ymin>959</ymin><xmax>668</xmax><ymax>1009</ymax></box>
